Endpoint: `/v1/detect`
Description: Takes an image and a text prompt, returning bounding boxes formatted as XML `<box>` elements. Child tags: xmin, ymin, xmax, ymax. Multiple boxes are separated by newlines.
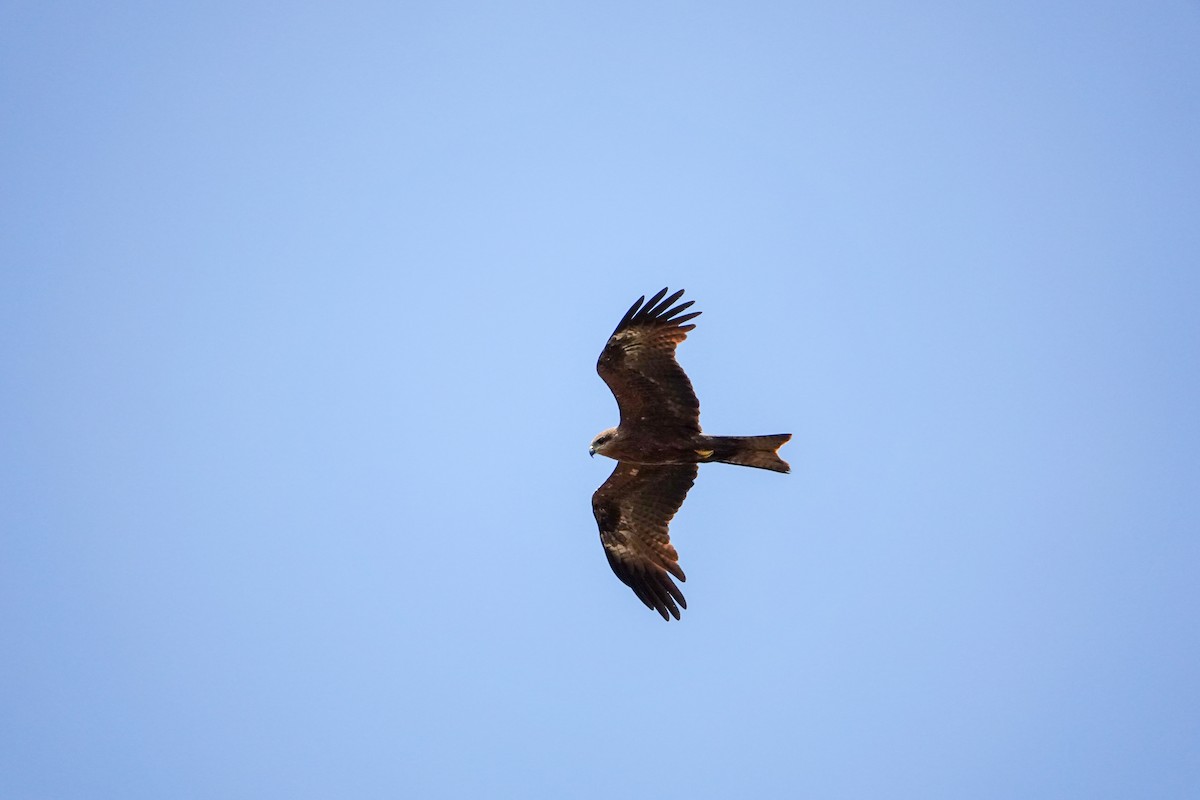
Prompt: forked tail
<box><xmin>707</xmin><ymin>434</ymin><xmax>792</xmax><ymax>473</ymax></box>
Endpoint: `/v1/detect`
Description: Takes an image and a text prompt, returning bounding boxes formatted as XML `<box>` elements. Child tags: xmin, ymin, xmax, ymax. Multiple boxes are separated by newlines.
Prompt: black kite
<box><xmin>590</xmin><ymin>288</ymin><xmax>790</xmax><ymax>620</ymax></box>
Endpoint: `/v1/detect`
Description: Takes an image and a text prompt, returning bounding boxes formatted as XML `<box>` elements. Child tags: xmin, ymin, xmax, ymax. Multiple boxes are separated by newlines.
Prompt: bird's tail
<box><xmin>706</xmin><ymin>434</ymin><xmax>792</xmax><ymax>473</ymax></box>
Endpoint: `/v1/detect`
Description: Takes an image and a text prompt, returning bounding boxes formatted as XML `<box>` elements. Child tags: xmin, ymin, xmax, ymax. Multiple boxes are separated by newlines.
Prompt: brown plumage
<box><xmin>590</xmin><ymin>288</ymin><xmax>791</xmax><ymax>620</ymax></box>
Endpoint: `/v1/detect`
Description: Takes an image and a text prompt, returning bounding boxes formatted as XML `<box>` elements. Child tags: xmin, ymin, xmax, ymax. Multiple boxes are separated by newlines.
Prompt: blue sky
<box><xmin>3</xmin><ymin>2</ymin><xmax>1199</xmax><ymax>798</ymax></box>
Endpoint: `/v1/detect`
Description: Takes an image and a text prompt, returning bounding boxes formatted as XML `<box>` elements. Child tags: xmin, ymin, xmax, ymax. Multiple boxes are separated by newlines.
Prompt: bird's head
<box><xmin>589</xmin><ymin>427</ymin><xmax>619</xmax><ymax>459</ymax></box>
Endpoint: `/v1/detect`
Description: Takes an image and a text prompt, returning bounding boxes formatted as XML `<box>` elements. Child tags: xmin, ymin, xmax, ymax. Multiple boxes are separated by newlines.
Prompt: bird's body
<box><xmin>590</xmin><ymin>425</ymin><xmax>700</xmax><ymax>465</ymax></box>
<box><xmin>591</xmin><ymin>426</ymin><xmax>790</xmax><ymax>471</ymax></box>
<box><xmin>590</xmin><ymin>288</ymin><xmax>790</xmax><ymax>620</ymax></box>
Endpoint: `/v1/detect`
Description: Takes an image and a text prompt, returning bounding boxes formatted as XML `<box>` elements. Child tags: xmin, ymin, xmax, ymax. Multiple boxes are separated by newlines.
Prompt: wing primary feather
<box><xmin>643</xmin><ymin>574</ymin><xmax>671</xmax><ymax>612</ymax></box>
<box><xmin>644</xmin><ymin>575</ymin><xmax>678</xmax><ymax>621</ymax></box>
<box><xmin>669</xmin><ymin>310</ymin><xmax>701</xmax><ymax>326</ymax></box>
<box><xmin>629</xmin><ymin>580</ymin><xmax>655</xmax><ymax>610</ymax></box>
<box><xmin>643</xmin><ymin>287</ymin><xmax>670</xmax><ymax>315</ymax></box>
<box><xmin>665</xmin><ymin>577</ymin><xmax>687</xmax><ymax>607</ymax></box>
<box><xmin>659</xmin><ymin>580</ymin><xmax>683</xmax><ymax>619</ymax></box>
<box><xmin>659</xmin><ymin>299</ymin><xmax>695</xmax><ymax>320</ymax></box>
<box><xmin>612</xmin><ymin>288</ymin><xmax>699</xmax><ymax>336</ymax></box>
<box><xmin>613</xmin><ymin>294</ymin><xmax>646</xmax><ymax>333</ymax></box>
<box><xmin>645</xmin><ymin>288</ymin><xmax>685</xmax><ymax>320</ymax></box>
<box><xmin>657</xmin><ymin>573</ymin><xmax>685</xmax><ymax>619</ymax></box>
<box><xmin>633</xmin><ymin>578</ymin><xmax>671</xmax><ymax>620</ymax></box>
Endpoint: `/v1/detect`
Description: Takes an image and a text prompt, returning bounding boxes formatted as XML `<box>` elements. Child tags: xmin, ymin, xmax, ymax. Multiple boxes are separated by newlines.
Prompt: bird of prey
<box><xmin>589</xmin><ymin>288</ymin><xmax>790</xmax><ymax>620</ymax></box>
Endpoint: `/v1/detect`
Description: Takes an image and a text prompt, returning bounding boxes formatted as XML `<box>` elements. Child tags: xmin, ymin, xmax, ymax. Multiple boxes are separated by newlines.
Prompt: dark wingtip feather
<box><xmin>626</xmin><ymin>567</ymin><xmax>686</xmax><ymax>621</ymax></box>
<box><xmin>614</xmin><ymin>288</ymin><xmax>701</xmax><ymax>335</ymax></box>
<box><xmin>614</xmin><ymin>294</ymin><xmax>647</xmax><ymax>332</ymax></box>
<box><xmin>645</xmin><ymin>287</ymin><xmax>670</xmax><ymax>309</ymax></box>
<box><xmin>607</xmin><ymin>554</ymin><xmax>687</xmax><ymax>621</ymax></box>
<box><xmin>649</xmin><ymin>569</ymin><xmax>686</xmax><ymax>621</ymax></box>
<box><xmin>645</xmin><ymin>288</ymin><xmax>685</xmax><ymax>319</ymax></box>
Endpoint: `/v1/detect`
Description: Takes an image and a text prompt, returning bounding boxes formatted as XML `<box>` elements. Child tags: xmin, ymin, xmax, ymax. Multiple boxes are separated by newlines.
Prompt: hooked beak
<box><xmin>588</xmin><ymin>446</ymin><xmax>596</xmax><ymax>457</ymax></box>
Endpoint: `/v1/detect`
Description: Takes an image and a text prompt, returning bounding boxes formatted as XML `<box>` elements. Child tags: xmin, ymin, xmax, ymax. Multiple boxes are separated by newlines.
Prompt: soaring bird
<box><xmin>590</xmin><ymin>288</ymin><xmax>790</xmax><ymax>620</ymax></box>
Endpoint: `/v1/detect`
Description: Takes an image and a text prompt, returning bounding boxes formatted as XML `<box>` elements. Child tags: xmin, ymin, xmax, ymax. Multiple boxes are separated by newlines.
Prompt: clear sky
<box><xmin>3</xmin><ymin>2</ymin><xmax>1199</xmax><ymax>798</ymax></box>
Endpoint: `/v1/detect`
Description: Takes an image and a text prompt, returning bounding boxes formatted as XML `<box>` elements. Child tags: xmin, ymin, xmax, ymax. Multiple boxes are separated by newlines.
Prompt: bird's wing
<box><xmin>592</xmin><ymin>462</ymin><xmax>699</xmax><ymax>620</ymax></box>
<box><xmin>596</xmin><ymin>288</ymin><xmax>702</xmax><ymax>435</ymax></box>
